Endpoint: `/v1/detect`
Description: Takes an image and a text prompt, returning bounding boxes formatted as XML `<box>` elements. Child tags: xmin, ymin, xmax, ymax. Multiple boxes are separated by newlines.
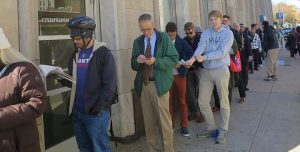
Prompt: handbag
<box><xmin>230</xmin><ymin>51</ymin><xmax>241</xmax><ymax>72</ymax></box>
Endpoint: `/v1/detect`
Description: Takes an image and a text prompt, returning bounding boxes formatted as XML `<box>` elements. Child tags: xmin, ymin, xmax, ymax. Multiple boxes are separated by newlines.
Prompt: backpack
<box><xmin>94</xmin><ymin>46</ymin><xmax>119</xmax><ymax>105</ymax></box>
<box><xmin>94</xmin><ymin>46</ymin><xmax>120</xmax><ymax>147</ymax></box>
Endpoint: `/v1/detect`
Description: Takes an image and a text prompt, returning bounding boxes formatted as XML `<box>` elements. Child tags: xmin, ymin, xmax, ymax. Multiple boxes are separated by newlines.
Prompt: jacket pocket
<box><xmin>0</xmin><ymin>130</ymin><xmax>17</xmax><ymax>152</ymax></box>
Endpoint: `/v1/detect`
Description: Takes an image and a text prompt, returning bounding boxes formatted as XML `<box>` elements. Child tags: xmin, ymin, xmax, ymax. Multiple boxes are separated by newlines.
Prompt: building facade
<box><xmin>0</xmin><ymin>0</ymin><xmax>272</xmax><ymax>151</ymax></box>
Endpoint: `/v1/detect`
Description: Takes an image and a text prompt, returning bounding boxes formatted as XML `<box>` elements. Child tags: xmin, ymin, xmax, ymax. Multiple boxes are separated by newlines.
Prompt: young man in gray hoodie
<box><xmin>186</xmin><ymin>10</ymin><xmax>234</xmax><ymax>144</ymax></box>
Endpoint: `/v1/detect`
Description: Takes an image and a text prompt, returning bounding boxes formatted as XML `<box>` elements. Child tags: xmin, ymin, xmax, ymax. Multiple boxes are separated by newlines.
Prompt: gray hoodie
<box><xmin>194</xmin><ymin>25</ymin><xmax>234</xmax><ymax>69</ymax></box>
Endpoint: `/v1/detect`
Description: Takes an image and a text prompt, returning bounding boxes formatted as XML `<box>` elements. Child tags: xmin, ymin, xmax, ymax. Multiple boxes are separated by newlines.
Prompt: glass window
<box><xmin>38</xmin><ymin>0</ymin><xmax>85</xmax><ymax>35</ymax></box>
<box><xmin>38</xmin><ymin>0</ymin><xmax>86</xmax><ymax>149</ymax></box>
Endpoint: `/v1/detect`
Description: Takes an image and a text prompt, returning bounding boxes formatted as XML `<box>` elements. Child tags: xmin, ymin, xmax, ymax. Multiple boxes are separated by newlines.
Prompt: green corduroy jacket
<box><xmin>131</xmin><ymin>30</ymin><xmax>179</xmax><ymax>97</ymax></box>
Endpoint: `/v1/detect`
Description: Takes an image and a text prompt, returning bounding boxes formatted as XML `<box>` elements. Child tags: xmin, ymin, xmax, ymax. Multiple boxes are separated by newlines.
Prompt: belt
<box><xmin>149</xmin><ymin>77</ymin><xmax>155</xmax><ymax>81</ymax></box>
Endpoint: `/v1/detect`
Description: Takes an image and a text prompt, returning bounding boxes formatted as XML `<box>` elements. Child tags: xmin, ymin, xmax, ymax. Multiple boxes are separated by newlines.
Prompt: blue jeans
<box><xmin>72</xmin><ymin>110</ymin><xmax>111</xmax><ymax>152</ymax></box>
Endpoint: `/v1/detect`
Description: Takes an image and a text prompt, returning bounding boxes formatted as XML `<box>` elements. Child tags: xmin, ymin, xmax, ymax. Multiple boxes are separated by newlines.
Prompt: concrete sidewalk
<box><xmin>112</xmin><ymin>49</ymin><xmax>300</xmax><ymax>152</ymax></box>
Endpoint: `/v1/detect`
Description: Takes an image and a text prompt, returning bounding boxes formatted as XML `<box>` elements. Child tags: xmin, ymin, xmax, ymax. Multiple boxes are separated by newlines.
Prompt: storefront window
<box><xmin>38</xmin><ymin>0</ymin><xmax>85</xmax><ymax>149</ymax></box>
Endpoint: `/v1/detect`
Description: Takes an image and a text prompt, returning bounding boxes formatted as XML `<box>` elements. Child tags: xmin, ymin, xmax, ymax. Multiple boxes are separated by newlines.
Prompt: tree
<box><xmin>272</xmin><ymin>2</ymin><xmax>300</xmax><ymax>26</ymax></box>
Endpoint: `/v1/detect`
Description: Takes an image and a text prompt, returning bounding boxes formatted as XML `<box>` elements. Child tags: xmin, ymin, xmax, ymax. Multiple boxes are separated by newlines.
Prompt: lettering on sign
<box><xmin>39</xmin><ymin>17</ymin><xmax>70</xmax><ymax>23</ymax></box>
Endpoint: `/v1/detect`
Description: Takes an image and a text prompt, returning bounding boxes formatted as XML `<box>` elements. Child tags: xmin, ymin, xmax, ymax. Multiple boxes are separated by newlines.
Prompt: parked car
<box><xmin>282</xmin><ymin>27</ymin><xmax>292</xmax><ymax>40</ymax></box>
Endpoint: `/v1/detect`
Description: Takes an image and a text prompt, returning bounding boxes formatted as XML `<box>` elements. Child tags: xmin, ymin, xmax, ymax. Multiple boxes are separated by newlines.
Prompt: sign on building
<box><xmin>276</xmin><ymin>13</ymin><xmax>284</xmax><ymax>20</ymax></box>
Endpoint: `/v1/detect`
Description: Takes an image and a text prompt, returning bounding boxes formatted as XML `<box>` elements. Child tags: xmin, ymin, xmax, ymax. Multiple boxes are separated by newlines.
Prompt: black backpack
<box><xmin>94</xmin><ymin>46</ymin><xmax>118</xmax><ymax>105</ymax></box>
<box><xmin>94</xmin><ymin>46</ymin><xmax>120</xmax><ymax>147</ymax></box>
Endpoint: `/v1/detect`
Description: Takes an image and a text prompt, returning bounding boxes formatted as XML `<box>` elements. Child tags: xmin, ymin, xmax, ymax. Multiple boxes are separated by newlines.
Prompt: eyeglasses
<box><xmin>140</xmin><ymin>28</ymin><xmax>153</xmax><ymax>33</ymax></box>
<box><xmin>185</xmin><ymin>32</ymin><xmax>193</xmax><ymax>35</ymax></box>
<box><xmin>70</xmin><ymin>32</ymin><xmax>86</xmax><ymax>41</ymax></box>
<box><xmin>71</xmin><ymin>36</ymin><xmax>82</xmax><ymax>41</ymax></box>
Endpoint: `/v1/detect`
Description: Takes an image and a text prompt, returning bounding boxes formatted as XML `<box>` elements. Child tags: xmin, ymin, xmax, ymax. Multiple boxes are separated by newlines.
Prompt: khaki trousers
<box><xmin>266</xmin><ymin>48</ymin><xmax>279</xmax><ymax>77</ymax></box>
<box><xmin>198</xmin><ymin>66</ymin><xmax>230</xmax><ymax>131</ymax></box>
<box><xmin>141</xmin><ymin>81</ymin><xmax>174</xmax><ymax>152</ymax></box>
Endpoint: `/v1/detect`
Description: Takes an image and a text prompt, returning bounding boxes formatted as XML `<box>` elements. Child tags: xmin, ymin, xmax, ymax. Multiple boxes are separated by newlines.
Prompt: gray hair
<box><xmin>138</xmin><ymin>14</ymin><xmax>152</xmax><ymax>22</ymax></box>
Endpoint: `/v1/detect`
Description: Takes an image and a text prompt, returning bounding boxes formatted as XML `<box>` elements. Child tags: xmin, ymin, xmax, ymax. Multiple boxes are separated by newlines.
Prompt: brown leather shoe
<box><xmin>196</xmin><ymin>114</ymin><xmax>205</xmax><ymax>123</ymax></box>
<box><xmin>239</xmin><ymin>97</ymin><xmax>245</xmax><ymax>103</ymax></box>
<box><xmin>211</xmin><ymin>106</ymin><xmax>220</xmax><ymax>112</ymax></box>
<box><xmin>188</xmin><ymin>113</ymin><xmax>197</xmax><ymax>121</ymax></box>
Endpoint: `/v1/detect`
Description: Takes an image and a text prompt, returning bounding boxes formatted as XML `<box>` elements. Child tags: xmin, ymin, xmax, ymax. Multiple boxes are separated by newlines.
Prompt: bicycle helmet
<box><xmin>67</xmin><ymin>16</ymin><xmax>96</xmax><ymax>38</ymax></box>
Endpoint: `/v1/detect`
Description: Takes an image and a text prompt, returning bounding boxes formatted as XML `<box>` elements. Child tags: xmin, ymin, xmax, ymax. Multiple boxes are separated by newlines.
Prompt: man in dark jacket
<box><xmin>66</xmin><ymin>16</ymin><xmax>117</xmax><ymax>152</ymax></box>
<box><xmin>286</xmin><ymin>28</ymin><xmax>297</xmax><ymax>57</ymax></box>
<box><xmin>131</xmin><ymin>14</ymin><xmax>178</xmax><ymax>152</ymax></box>
<box><xmin>222</xmin><ymin>16</ymin><xmax>246</xmax><ymax>103</ymax></box>
<box><xmin>166</xmin><ymin>22</ymin><xmax>193</xmax><ymax>137</ymax></box>
<box><xmin>240</xmin><ymin>24</ymin><xmax>253</xmax><ymax>88</ymax></box>
<box><xmin>183</xmin><ymin>22</ymin><xmax>206</xmax><ymax>122</ymax></box>
<box><xmin>262</xmin><ymin>21</ymin><xmax>279</xmax><ymax>81</ymax></box>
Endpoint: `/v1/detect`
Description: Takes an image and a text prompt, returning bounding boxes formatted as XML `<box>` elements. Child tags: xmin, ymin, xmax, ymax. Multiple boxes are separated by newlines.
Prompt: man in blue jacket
<box><xmin>165</xmin><ymin>22</ymin><xmax>193</xmax><ymax>137</ymax></box>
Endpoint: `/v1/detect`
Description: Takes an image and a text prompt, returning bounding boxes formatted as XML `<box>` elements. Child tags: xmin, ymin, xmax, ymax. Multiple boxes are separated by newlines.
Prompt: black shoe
<box><xmin>188</xmin><ymin>113</ymin><xmax>197</xmax><ymax>121</ymax></box>
<box><xmin>245</xmin><ymin>87</ymin><xmax>249</xmax><ymax>91</ymax></box>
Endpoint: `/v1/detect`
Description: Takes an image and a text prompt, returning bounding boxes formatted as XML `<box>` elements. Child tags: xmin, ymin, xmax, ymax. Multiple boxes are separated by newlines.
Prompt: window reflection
<box><xmin>38</xmin><ymin>0</ymin><xmax>85</xmax><ymax>35</ymax></box>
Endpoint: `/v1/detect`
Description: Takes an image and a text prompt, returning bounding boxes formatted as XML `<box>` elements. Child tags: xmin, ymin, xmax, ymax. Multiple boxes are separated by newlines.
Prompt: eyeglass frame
<box><xmin>70</xmin><ymin>32</ymin><xmax>87</xmax><ymax>40</ymax></box>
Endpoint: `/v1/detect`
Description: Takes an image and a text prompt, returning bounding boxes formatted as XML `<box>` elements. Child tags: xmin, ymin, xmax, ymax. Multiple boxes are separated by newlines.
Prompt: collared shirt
<box><xmin>144</xmin><ymin>31</ymin><xmax>157</xmax><ymax>57</ymax></box>
<box><xmin>251</xmin><ymin>33</ymin><xmax>262</xmax><ymax>51</ymax></box>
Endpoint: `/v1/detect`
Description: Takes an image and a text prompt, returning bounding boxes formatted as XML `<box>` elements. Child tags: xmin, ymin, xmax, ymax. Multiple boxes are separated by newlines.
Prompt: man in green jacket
<box><xmin>131</xmin><ymin>14</ymin><xmax>179</xmax><ymax>152</ymax></box>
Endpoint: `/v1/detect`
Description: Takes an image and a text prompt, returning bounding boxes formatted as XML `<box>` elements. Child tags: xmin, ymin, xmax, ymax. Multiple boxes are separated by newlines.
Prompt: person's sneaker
<box><xmin>264</xmin><ymin>75</ymin><xmax>273</xmax><ymax>81</ymax></box>
<box><xmin>197</xmin><ymin>129</ymin><xmax>218</xmax><ymax>138</ymax></box>
<box><xmin>264</xmin><ymin>75</ymin><xmax>277</xmax><ymax>81</ymax></box>
<box><xmin>181</xmin><ymin>127</ymin><xmax>190</xmax><ymax>137</ymax></box>
<box><xmin>215</xmin><ymin>128</ymin><xmax>227</xmax><ymax>144</ymax></box>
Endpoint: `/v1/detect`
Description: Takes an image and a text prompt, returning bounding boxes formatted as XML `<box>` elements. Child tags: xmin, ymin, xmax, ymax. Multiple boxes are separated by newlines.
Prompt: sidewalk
<box><xmin>112</xmin><ymin>49</ymin><xmax>300</xmax><ymax>152</ymax></box>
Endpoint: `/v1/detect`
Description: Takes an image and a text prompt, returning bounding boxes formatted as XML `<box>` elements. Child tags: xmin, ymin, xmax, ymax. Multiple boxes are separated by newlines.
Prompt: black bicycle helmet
<box><xmin>67</xmin><ymin>16</ymin><xmax>96</xmax><ymax>38</ymax></box>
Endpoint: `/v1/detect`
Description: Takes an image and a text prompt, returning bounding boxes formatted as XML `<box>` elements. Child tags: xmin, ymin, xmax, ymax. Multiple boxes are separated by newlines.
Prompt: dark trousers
<box><xmin>252</xmin><ymin>49</ymin><xmax>260</xmax><ymax>70</ymax></box>
<box><xmin>248</xmin><ymin>61</ymin><xmax>253</xmax><ymax>73</ymax></box>
<box><xmin>240</xmin><ymin>51</ymin><xmax>249</xmax><ymax>87</ymax></box>
<box><xmin>213</xmin><ymin>86</ymin><xmax>220</xmax><ymax>108</ymax></box>
<box><xmin>237</xmin><ymin>72</ymin><xmax>246</xmax><ymax>98</ymax></box>
<box><xmin>294</xmin><ymin>46</ymin><xmax>300</xmax><ymax>56</ymax></box>
<box><xmin>290</xmin><ymin>48</ymin><xmax>296</xmax><ymax>57</ymax></box>
<box><xmin>186</xmin><ymin>70</ymin><xmax>200</xmax><ymax>114</ymax></box>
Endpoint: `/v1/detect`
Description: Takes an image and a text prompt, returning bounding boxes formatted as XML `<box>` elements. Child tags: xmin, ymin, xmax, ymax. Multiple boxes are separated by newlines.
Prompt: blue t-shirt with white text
<box><xmin>74</xmin><ymin>47</ymin><xmax>93</xmax><ymax>112</ymax></box>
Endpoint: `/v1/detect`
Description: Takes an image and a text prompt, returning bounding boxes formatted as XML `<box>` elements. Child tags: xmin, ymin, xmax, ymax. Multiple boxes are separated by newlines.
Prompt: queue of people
<box><xmin>0</xmin><ymin>8</ymin><xmax>289</xmax><ymax>152</ymax></box>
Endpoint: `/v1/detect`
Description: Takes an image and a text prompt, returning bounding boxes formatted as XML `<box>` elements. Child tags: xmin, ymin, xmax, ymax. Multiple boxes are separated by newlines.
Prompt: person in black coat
<box><xmin>262</xmin><ymin>21</ymin><xmax>279</xmax><ymax>81</ymax></box>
